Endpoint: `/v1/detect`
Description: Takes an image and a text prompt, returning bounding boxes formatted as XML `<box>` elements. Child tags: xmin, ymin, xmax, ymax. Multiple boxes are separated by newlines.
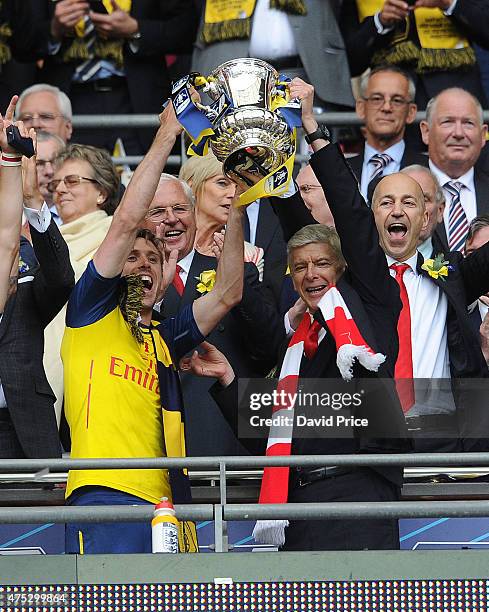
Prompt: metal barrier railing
<box><xmin>71</xmin><ymin>110</ymin><xmax>489</xmax><ymax>129</ymax></box>
<box><xmin>0</xmin><ymin>454</ymin><xmax>489</xmax><ymax>551</ymax></box>
<box><xmin>75</xmin><ymin>111</ymin><xmax>435</xmax><ymax>166</ymax></box>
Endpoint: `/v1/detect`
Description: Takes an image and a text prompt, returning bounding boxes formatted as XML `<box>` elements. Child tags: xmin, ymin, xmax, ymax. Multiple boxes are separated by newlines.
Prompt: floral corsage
<box><xmin>421</xmin><ymin>253</ymin><xmax>453</xmax><ymax>281</ymax></box>
<box><xmin>196</xmin><ymin>269</ymin><xmax>216</xmax><ymax>294</ymax></box>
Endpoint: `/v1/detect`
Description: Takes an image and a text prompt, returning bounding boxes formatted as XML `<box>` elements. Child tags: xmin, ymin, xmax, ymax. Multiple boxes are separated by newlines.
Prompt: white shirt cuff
<box><xmin>444</xmin><ymin>0</ymin><xmax>458</xmax><ymax>15</ymax></box>
<box><xmin>284</xmin><ymin>311</ymin><xmax>295</xmax><ymax>336</ymax></box>
<box><xmin>374</xmin><ymin>11</ymin><xmax>394</xmax><ymax>34</ymax></box>
<box><xmin>24</xmin><ymin>202</ymin><xmax>52</xmax><ymax>233</ymax></box>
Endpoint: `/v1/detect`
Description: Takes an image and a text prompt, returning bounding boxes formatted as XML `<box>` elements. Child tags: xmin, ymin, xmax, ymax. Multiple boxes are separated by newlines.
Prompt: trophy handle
<box><xmin>272</xmin><ymin>77</ymin><xmax>292</xmax><ymax>103</ymax></box>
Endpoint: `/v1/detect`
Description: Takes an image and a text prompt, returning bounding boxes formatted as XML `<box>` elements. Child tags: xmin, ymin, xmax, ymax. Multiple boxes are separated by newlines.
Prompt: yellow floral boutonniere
<box><xmin>196</xmin><ymin>269</ymin><xmax>216</xmax><ymax>294</ymax></box>
<box><xmin>421</xmin><ymin>253</ymin><xmax>453</xmax><ymax>281</ymax></box>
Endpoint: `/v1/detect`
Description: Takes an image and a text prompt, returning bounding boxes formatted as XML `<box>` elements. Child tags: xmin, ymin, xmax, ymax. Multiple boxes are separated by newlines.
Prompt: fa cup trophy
<box><xmin>171</xmin><ymin>58</ymin><xmax>301</xmax><ymax>205</ymax></box>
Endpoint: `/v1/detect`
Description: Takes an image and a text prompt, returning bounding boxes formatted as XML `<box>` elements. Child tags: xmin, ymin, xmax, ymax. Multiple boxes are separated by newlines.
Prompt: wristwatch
<box><xmin>304</xmin><ymin>124</ymin><xmax>331</xmax><ymax>145</ymax></box>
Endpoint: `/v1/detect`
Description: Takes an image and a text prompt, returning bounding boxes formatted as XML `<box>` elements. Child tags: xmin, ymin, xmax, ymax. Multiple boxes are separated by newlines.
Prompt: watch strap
<box><xmin>305</xmin><ymin>125</ymin><xmax>330</xmax><ymax>144</ymax></box>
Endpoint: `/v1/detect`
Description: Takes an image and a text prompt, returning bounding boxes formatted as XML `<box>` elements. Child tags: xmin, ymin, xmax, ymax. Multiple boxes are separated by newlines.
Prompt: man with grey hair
<box><xmin>401</xmin><ymin>164</ymin><xmax>446</xmax><ymax>259</ymax></box>
<box><xmin>35</xmin><ymin>131</ymin><xmax>66</xmax><ymax>224</ymax></box>
<box><xmin>143</xmin><ymin>173</ymin><xmax>283</xmax><ymax>457</ymax></box>
<box><xmin>348</xmin><ymin>65</ymin><xmax>427</xmax><ymax>201</ymax></box>
<box><xmin>16</xmin><ymin>84</ymin><xmax>72</xmax><ymax>143</ymax></box>
<box><xmin>420</xmin><ymin>87</ymin><xmax>489</xmax><ymax>252</ymax></box>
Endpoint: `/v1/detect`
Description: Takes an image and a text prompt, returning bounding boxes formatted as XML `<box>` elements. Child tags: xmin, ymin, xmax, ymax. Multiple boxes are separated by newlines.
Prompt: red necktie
<box><xmin>172</xmin><ymin>264</ymin><xmax>184</xmax><ymax>296</ymax></box>
<box><xmin>304</xmin><ymin>319</ymin><xmax>322</xmax><ymax>360</ymax></box>
<box><xmin>390</xmin><ymin>263</ymin><xmax>415</xmax><ymax>413</ymax></box>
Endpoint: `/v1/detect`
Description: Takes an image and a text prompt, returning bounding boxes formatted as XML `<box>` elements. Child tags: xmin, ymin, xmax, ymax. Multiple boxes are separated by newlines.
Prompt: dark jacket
<box><xmin>11</xmin><ymin>0</ymin><xmax>198</xmax><ymax>114</ymax></box>
<box><xmin>213</xmin><ymin>144</ymin><xmax>410</xmax><ymax>486</ymax></box>
<box><xmin>162</xmin><ymin>253</ymin><xmax>284</xmax><ymax>456</ymax></box>
<box><xmin>339</xmin><ymin>0</ymin><xmax>489</xmax><ymax>107</ymax></box>
<box><xmin>0</xmin><ymin>220</ymin><xmax>74</xmax><ymax>457</ymax></box>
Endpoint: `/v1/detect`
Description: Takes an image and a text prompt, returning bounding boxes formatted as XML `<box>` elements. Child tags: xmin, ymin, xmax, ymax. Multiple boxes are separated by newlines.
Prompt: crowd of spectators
<box><xmin>1</xmin><ymin>0</ymin><xmax>489</xmax><ymax>555</ymax></box>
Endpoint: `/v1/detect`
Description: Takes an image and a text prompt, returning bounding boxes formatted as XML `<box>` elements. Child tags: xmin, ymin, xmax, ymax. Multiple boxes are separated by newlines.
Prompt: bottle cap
<box><xmin>155</xmin><ymin>496</ymin><xmax>174</xmax><ymax>510</ymax></box>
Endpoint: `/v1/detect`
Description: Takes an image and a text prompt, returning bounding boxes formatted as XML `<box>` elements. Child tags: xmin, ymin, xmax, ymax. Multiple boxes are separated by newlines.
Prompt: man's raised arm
<box><xmin>0</xmin><ymin>97</ymin><xmax>29</xmax><ymax>313</ymax></box>
<box><xmin>93</xmin><ymin>103</ymin><xmax>183</xmax><ymax>278</ymax></box>
<box><xmin>192</xmin><ymin>202</ymin><xmax>245</xmax><ymax>337</ymax></box>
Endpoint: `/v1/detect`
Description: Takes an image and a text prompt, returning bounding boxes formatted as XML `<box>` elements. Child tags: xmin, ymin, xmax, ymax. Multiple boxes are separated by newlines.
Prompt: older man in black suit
<box><xmin>420</xmin><ymin>87</ymin><xmax>489</xmax><ymax>253</ymax></box>
<box><xmin>143</xmin><ymin>174</ymin><xmax>283</xmax><ymax>456</ymax></box>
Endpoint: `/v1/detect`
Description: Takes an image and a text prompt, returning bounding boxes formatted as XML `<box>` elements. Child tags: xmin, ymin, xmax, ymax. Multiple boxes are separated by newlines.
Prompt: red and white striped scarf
<box><xmin>253</xmin><ymin>285</ymin><xmax>386</xmax><ymax>546</ymax></box>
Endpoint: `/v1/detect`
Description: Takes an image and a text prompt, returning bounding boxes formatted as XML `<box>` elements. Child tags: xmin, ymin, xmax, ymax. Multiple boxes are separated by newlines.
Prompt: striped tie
<box><xmin>74</xmin><ymin>16</ymin><xmax>103</xmax><ymax>83</ymax></box>
<box><xmin>445</xmin><ymin>181</ymin><xmax>468</xmax><ymax>253</ymax></box>
<box><xmin>368</xmin><ymin>153</ymin><xmax>393</xmax><ymax>182</ymax></box>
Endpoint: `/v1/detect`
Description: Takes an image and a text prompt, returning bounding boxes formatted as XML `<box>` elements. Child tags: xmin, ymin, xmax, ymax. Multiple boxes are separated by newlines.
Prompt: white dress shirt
<box><xmin>177</xmin><ymin>249</ymin><xmax>195</xmax><ymax>286</ymax></box>
<box><xmin>429</xmin><ymin>162</ymin><xmax>477</xmax><ymax>241</ymax></box>
<box><xmin>246</xmin><ymin>201</ymin><xmax>260</xmax><ymax>246</ymax></box>
<box><xmin>360</xmin><ymin>140</ymin><xmax>405</xmax><ymax>200</ymax></box>
<box><xmin>387</xmin><ymin>252</ymin><xmax>455</xmax><ymax>415</ymax></box>
<box><xmin>249</xmin><ymin>0</ymin><xmax>297</xmax><ymax>60</ymax></box>
<box><xmin>417</xmin><ymin>237</ymin><xmax>434</xmax><ymax>261</ymax></box>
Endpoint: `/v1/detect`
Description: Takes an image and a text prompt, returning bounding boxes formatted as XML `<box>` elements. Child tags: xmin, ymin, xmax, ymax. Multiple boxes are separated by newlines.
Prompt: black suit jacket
<box><xmin>339</xmin><ymin>0</ymin><xmax>489</xmax><ymax>107</ymax></box>
<box><xmin>251</xmin><ymin>200</ymin><xmax>288</xmax><ymax>286</ymax></box>
<box><xmin>272</xmin><ymin>153</ymin><xmax>489</xmax><ymax>451</ymax></box>
<box><xmin>162</xmin><ymin>251</ymin><xmax>283</xmax><ymax>456</ymax></box>
<box><xmin>0</xmin><ymin>220</ymin><xmax>74</xmax><ymax>458</ymax></box>
<box><xmin>11</xmin><ymin>1</ymin><xmax>198</xmax><ymax>115</ymax></box>
<box><xmin>434</xmin><ymin>167</ymin><xmax>489</xmax><ymax>251</ymax></box>
<box><xmin>412</xmin><ymin>248</ymin><xmax>489</xmax><ymax>450</ymax></box>
<box><xmin>214</xmin><ymin>145</ymin><xmax>409</xmax><ymax>486</ymax></box>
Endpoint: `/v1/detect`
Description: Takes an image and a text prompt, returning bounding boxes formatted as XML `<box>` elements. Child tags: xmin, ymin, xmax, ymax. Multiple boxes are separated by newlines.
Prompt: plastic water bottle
<box><xmin>151</xmin><ymin>497</ymin><xmax>179</xmax><ymax>553</ymax></box>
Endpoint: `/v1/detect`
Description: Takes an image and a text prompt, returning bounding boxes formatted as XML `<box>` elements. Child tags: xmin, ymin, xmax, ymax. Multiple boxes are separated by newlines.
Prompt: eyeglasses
<box><xmin>146</xmin><ymin>204</ymin><xmax>192</xmax><ymax>221</ymax></box>
<box><xmin>298</xmin><ymin>184</ymin><xmax>322</xmax><ymax>194</ymax></box>
<box><xmin>18</xmin><ymin>113</ymin><xmax>63</xmax><ymax>125</ymax></box>
<box><xmin>47</xmin><ymin>175</ymin><xmax>98</xmax><ymax>193</ymax></box>
<box><xmin>362</xmin><ymin>95</ymin><xmax>412</xmax><ymax>109</ymax></box>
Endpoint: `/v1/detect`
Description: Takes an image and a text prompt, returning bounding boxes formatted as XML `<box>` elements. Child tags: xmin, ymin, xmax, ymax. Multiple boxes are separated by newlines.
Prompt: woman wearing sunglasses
<box><xmin>44</xmin><ymin>144</ymin><xmax>120</xmax><ymax>426</ymax></box>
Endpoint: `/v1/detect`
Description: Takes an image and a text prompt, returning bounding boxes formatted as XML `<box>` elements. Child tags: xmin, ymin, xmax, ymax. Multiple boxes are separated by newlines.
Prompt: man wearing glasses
<box><xmin>16</xmin><ymin>84</ymin><xmax>73</xmax><ymax>144</ymax></box>
<box><xmin>143</xmin><ymin>178</ymin><xmax>283</xmax><ymax>457</ymax></box>
<box><xmin>348</xmin><ymin>66</ymin><xmax>427</xmax><ymax>202</ymax></box>
<box><xmin>35</xmin><ymin>131</ymin><xmax>66</xmax><ymax>225</ymax></box>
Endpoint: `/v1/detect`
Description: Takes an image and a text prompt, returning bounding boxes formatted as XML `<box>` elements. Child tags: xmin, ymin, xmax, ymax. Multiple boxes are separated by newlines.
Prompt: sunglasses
<box><xmin>47</xmin><ymin>174</ymin><xmax>99</xmax><ymax>193</ymax></box>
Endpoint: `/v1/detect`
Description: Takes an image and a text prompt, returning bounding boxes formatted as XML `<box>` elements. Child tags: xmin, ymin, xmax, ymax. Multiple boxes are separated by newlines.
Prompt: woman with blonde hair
<box><xmin>179</xmin><ymin>152</ymin><xmax>264</xmax><ymax>279</ymax></box>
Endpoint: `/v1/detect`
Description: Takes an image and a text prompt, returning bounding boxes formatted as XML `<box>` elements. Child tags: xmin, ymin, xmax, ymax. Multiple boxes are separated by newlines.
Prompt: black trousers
<box><xmin>70</xmin><ymin>77</ymin><xmax>155</xmax><ymax>156</ymax></box>
<box><xmin>0</xmin><ymin>411</ymin><xmax>26</xmax><ymax>458</ymax></box>
<box><xmin>283</xmin><ymin>468</ymin><xmax>400</xmax><ymax>551</ymax></box>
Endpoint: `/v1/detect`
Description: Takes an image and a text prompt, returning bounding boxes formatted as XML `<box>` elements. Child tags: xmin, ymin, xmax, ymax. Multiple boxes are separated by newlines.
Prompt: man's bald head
<box><xmin>371</xmin><ymin>173</ymin><xmax>429</xmax><ymax>262</ymax></box>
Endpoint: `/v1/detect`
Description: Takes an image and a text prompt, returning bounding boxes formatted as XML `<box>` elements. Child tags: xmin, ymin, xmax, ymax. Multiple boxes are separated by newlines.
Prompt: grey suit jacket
<box><xmin>192</xmin><ymin>0</ymin><xmax>354</xmax><ymax>107</ymax></box>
